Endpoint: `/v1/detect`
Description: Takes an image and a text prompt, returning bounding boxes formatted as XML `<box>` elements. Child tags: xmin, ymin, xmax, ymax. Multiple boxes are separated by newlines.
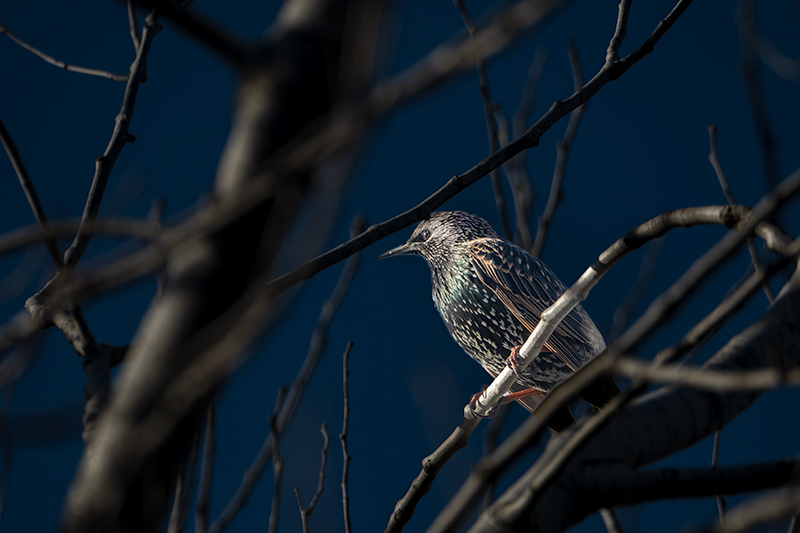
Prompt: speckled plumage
<box><xmin>380</xmin><ymin>211</ymin><xmax>616</xmax><ymax>421</ymax></box>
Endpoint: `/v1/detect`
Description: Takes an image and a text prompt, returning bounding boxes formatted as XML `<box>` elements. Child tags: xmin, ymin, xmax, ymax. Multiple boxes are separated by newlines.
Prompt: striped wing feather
<box><xmin>468</xmin><ymin>238</ymin><xmax>604</xmax><ymax>372</ymax></box>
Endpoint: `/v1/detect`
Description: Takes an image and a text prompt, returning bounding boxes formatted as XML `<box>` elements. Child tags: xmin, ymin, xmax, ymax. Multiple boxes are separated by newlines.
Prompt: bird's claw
<box><xmin>507</xmin><ymin>346</ymin><xmax>523</xmax><ymax>374</ymax></box>
<box><xmin>468</xmin><ymin>390</ymin><xmax>498</xmax><ymax>418</ymax></box>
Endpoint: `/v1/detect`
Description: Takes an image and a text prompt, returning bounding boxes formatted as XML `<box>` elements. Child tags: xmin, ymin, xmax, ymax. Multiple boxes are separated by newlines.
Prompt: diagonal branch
<box><xmin>0</xmin><ymin>115</ymin><xmax>64</xmax><ymax>268</ymax></box>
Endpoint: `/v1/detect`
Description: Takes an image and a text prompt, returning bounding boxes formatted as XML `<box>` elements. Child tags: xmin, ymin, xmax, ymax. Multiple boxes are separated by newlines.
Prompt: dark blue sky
<box><xmin>1</xmin><ymin>1</ymin><xmax>799</xmax><ymax>532</ymax></box>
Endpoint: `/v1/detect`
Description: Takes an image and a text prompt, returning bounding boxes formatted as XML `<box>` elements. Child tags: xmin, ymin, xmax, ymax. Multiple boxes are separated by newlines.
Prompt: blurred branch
<box><xmin>532</xmin><ymin>36</ymin><xmax>585</xmax><ymax>258</ymax></box>
<box><xmin>453</xmin><ymin>0</ymin><xmax>512</xmax><ymax>240</ymax></box>
<box><xmin>600</xmin><ymin>508</ymin><xmax>623</xmax><ymax>533</ymax></box>
<box><xmin>613</xmin><ymin>351</ymin><xmax>800</xmax><ymax>391</ymax></box>
<box><xmin>131</xmin><ymin>0</ymin><xmax>251</xmax><ymax>69</ymax></box>
<box><xmin>368</xmin><ymin>0</ymin><xmax>565</xmax><ymax>115</ymax></box>
<box><xmin>0</xmin><ymin>218</ymin><xmax>159</xmax><ymax>256</ymax></box>
<box><xmin>0</xmin><ymin>19</ymin><xmax>128</xmax><ymax>81</ymax></box>
<box><xmin>696</xmin><ymin>487</ymin><xmax>800</xmax><ymax>533</ymax></box>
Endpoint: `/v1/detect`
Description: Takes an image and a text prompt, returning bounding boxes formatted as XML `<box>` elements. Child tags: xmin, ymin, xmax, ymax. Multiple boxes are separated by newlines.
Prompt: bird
<box><xmin>378</xmin><ymin>210</ymin><xmax>619</xmax><ymax>431</ymax></box>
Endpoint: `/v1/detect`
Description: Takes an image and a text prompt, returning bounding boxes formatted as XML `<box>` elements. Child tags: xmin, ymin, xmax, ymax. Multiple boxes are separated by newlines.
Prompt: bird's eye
<box><xmin>420</xmin><ymin>229</ymin><xmax>431</xmax><ymax>241</ymax></box>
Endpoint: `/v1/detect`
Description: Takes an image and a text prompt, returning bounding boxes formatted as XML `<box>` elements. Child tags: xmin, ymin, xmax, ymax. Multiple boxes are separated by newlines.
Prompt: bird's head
<box><xmin>377</xmin><ymin>211</ymin><xmax>499</xmax><ymax>267</ymax></box>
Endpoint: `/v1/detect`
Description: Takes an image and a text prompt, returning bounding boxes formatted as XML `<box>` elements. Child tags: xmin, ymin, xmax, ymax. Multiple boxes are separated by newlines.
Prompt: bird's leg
<box><xmin>468</xmin><ymin>385</ymin><xmax>546</xmax><ymax>418</ymax></box>
<box><xmin>500</xmin><ymin>387</ymin><xmax>545</xmax><ymax>402</ymax></box>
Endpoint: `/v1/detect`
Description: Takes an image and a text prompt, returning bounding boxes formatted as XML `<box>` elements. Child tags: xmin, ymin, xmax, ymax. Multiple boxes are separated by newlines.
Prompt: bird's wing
<box><xmin>468</xmin><ymin>238</ymin><xmax>604</xmax><ymax>372</ymax></box>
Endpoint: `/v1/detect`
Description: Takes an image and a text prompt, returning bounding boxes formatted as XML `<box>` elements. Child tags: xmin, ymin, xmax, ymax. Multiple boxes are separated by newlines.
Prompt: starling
<box><xmin>378</xmin><ymin>210</ymin><xmax>619</xmax><ymax>430</ymax></box>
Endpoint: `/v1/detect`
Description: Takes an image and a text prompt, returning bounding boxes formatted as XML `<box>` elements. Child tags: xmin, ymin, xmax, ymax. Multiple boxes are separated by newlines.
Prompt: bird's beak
<box><xmin>376</xmin><ymin>241</ymin><xmax>418</xmax><ymax>260</ymax></box>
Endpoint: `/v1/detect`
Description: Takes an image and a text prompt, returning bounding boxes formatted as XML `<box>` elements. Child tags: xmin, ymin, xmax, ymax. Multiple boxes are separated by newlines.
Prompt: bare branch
<box><xmin>606</xmin><ymin>0</ymin><xmax>632</xmax><ymax>63</ymax></box>
<box><xmin>600</xmin><ymin>508</ymin><xmax>623</xmax><ymax>533</ymax></box>
<box><xmin>0</xmin><ymin>19</ymin><xmax>128</xmax><ymax>81</ymax></box>
<box><xmin>61</xmin><ymin>13</ymin><xmax>161</xmax><ymax>271</ymax></box>
<box><xmin>0</xmin><ymin>115</ymin><xmax>64</xmax><ymax>268</ymax></box>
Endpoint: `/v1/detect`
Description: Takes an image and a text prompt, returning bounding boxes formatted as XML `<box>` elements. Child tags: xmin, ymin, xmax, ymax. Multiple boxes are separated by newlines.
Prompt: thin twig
<box><xmin>294</xmin><ymin>488</ymin><xmax>308</xmax><ymax>533</ymax></box>
<box><xmin>708</xmin><ymin>124</ymin><xmax>774</xmax><ymax>303</ymax></box>
<box><xmin>194</xmin><ymin>405</ymin><xmax>215</xmax><ymax>533</ymax></box>
<box><xmin>295</xmin><ymin>425</ymin><xmax>331</xmax><ymax>532</ymax></box>
<box><xmin>308</xmin><ymin>424</ymin><xmax>330</xmax><ymax>515</ymax></box>
<box><xmin>532</xmin><ymin>36</ymin><xmax>585</xmax><ymax>258</ymax></box>
<box><xmin>0</xmin><ymin>115</ymin><xmax>64</xmax><ymax>269</ymax></box>
<box><xmin>340</xmin><ymin>342</ymin><xmax>353</xmax><ymax>533</ymax></box>
<box><xmin>127</xmin><ymin>0</ymin><xmax>141</xmax><ymax>51</ymax></box>
<box><xmin>0</xmin><ymin>19</ymin><xmax>127</xmax><ymax>81</ymax></box>
<box><xmin>61</xmin><ymin>13</ymin><xmax>161</xmax><ymax>270</ymax></box>
<box><xmin>453</xmin><ymin>0</ymin><xmax>512</xmax><ymax>240</ymax></box>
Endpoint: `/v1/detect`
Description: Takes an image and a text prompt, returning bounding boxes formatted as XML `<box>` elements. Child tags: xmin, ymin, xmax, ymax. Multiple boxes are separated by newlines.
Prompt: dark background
<box><xmin>1</xmin><ymin>1</ymin><xmax>799</xmax><ymax>531</ymax></box>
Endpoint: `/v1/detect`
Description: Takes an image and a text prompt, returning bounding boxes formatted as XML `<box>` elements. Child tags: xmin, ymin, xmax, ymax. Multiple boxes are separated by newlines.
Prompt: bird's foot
<box><xmin>507</xmin><ymin>346</ymin><xmax>524</xmax><ymax>374</ymax></box>
<box><xmin>468</xmin><ymin>387</ymin><xmax>499</xmax><ymax>418</ymax></box>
